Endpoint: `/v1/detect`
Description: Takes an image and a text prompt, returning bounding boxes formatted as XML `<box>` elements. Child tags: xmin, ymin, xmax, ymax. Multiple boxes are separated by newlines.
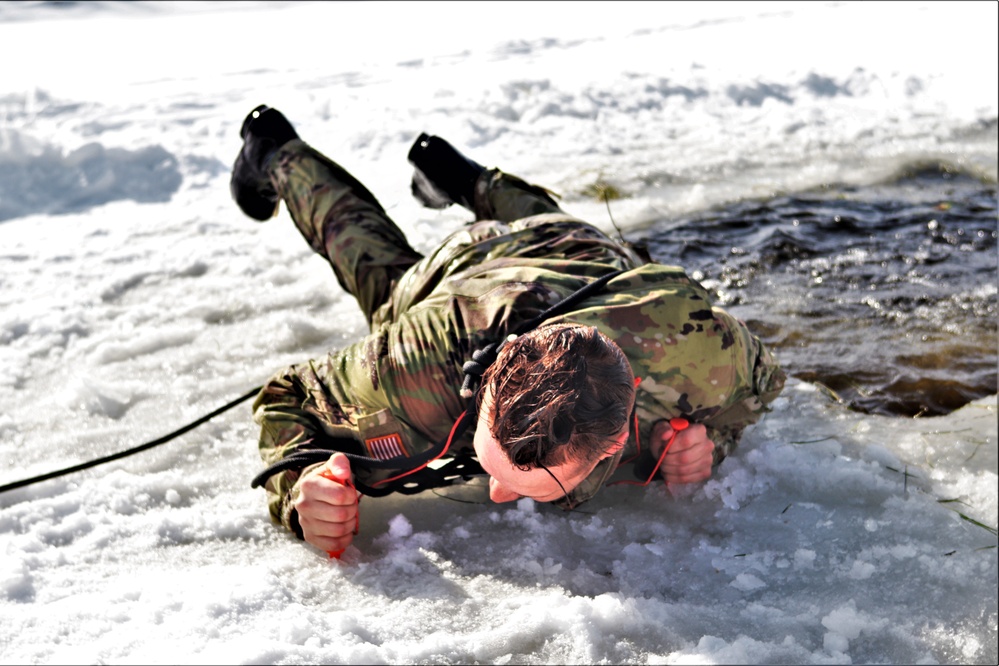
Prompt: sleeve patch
<box><xmin>364</xmin><ymin>433</ymin><xmax>409</xmax><ymax>460</ymax></box>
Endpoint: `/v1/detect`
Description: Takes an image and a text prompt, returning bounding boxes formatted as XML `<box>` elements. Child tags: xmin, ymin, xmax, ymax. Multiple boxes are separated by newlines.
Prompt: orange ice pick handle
<box><xmin>319</xmin><ymin>467</ymin><xmax>360</xmax><ymax>560</ymax></box>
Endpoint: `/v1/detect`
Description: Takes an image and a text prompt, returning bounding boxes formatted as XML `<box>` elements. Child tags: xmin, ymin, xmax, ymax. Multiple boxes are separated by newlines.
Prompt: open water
<box><xmin>643</xmin><ymin>160</ymin><xmax>998</xmax><ymax>418</ymax></box>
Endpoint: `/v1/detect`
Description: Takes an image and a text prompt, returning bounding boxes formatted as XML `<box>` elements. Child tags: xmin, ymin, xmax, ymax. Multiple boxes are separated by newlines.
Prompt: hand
<box><xmin>294</xmin><ymin>452</ymin><xmax>360</xmax><ymax>557</ymax></box>
<box><xmin>650</xmin><ymin>420</ymin><xmax>715</xmax><ymax>484</ymax></box>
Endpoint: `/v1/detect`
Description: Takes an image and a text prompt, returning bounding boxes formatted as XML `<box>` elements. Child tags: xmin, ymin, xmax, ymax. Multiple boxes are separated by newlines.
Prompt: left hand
<box><xmin>650</xmin><ymin>420</ymin><xmax>716</xmax><ymax>483</ymax></box>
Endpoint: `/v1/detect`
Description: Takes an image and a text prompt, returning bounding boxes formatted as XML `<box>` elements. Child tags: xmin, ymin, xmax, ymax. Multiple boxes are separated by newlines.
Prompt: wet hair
<box><xmin>478</xmin><ymin>323</ymin><xmax>635</xmax><ymax>470</ymax></box>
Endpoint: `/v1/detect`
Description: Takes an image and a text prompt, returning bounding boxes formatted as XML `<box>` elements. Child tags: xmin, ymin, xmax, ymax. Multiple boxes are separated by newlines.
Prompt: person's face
<box><xmin>472</xmin><ymin>396</ymin><xmax>628</xmax><ymax>503</ymax></box>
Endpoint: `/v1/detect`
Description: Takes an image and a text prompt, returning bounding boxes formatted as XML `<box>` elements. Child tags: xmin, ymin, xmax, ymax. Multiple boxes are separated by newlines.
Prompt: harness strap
<box><xmin>250</xmin><ymin>445</ymin><xmax>485</xmax><ymax>496</ymax></box>
<box><xmin>249</xmin><ymin>407</ymin><xmax>479</xmax><ymax>490</ymax></box>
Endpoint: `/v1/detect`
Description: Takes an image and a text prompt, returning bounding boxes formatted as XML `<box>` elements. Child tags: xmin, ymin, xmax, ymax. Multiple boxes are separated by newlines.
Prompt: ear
<box><xmin>606</xmin><ymin>441</ymin><xmax>626</xmax><ymax>454</ymax></box>
<box><xmin>599</xmin><ymin>429</ymin><xmax>629</xmax><ymax>459</ymax></box>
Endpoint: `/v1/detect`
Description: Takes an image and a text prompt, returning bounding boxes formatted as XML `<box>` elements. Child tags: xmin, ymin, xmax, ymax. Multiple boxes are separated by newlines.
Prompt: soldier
<box><xmin>231</xmin><ymin>106</ymin><xmax>785</xmax><ymax>557</ymax></box>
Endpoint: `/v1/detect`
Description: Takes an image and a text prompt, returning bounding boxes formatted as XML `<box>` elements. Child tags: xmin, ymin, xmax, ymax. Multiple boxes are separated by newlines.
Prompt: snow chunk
<box><xmin>731</xmin><ymin>573</ymin><xmax>766</xmax><ymax>591</ymax></box>
<box><xmin>847</xmin><ymin>560</ymin><xmax>876</xmax><ymax>580</ymax></box>
<box><xmin>0</xmin><ymin>558</ymin><xmax>34</xmax><ymax>601</ymax></box>
<box><xmin>387</xmin><ymin>514</ymin><xmax>413</xmax><ymax>539</ymax></box>
<box><xmin>821</xmin><ymin>600</ymin><xmax>888</xmax><ymax>639</ymax></box>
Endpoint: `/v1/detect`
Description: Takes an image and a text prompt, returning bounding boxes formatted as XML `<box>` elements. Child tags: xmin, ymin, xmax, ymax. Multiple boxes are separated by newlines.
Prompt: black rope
<box><xmin>0</xmin><ymin>385</ymin><xmax>263</xmax><ymax>495</ymax></box>
<box><xmin>512</xmin><ymin>268</ymin><xmax>626</xmax><ymax>336</ymax></box>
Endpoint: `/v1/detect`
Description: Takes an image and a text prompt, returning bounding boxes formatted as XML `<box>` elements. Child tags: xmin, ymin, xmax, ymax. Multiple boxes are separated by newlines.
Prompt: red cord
<box><xmin>372</xmin><ymin>409</ymin><xmax>466</xmax><ymax>489</ymax></box>
<box><xmin>610</xmin><ymin>417</ymin><xmax>689</xmax><ymax>487</ymax></box>
<box><xmin>618</xmin><ymin>376</ymin><xmax>644</xmax><ymax>466</ymax></box>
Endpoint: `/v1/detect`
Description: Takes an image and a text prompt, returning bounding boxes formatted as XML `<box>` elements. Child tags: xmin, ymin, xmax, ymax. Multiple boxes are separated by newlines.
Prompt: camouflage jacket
<box><xmin>253</xmin><ymin>212</ymin><xmax>786</xmax><ymax>536</ymax></box>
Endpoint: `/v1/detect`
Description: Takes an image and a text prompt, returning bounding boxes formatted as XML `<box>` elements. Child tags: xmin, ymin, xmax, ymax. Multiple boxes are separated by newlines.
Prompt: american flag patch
<box><xmin>365</xmin><ymin>433</ymin><xmax>407</xmax><ymax>460</ymax></box>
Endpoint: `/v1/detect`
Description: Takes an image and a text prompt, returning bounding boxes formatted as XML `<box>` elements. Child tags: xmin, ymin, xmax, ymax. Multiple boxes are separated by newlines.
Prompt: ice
<box><xmin>0</xmin><ymin>1</ymin><xmax>996</xmax><ymax>664</ymax></box>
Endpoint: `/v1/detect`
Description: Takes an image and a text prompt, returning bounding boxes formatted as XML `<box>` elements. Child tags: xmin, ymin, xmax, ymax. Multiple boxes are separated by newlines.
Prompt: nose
<box><xmin>488</xmin><ymin>477</ymin><xmax>521</xmax><ymax>503</ymax></box>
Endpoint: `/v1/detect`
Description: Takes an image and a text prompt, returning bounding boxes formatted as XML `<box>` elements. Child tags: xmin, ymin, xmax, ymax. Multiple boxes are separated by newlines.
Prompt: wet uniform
<box><xmin>253</xmin><ymin>140</ymin><xmax>786</xmax><ymax>537</ymax></box>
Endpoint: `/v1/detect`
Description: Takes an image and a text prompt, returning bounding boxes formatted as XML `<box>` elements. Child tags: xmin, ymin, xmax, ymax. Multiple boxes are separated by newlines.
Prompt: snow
<box><xmin>0</xmin><ymin>1</ymin><xmax>996</xmax><ymax>664</ymax></box>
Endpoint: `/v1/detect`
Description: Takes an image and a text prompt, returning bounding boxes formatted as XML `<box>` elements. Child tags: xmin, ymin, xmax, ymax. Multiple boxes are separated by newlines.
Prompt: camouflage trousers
<box><xmin>267</xmin><ymin>139</ymin><xmax>591</xmax><ymax>327</ymax></box>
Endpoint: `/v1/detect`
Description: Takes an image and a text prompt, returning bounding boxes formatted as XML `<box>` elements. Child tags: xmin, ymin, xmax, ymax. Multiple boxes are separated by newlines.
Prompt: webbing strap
<box><xmin>249</xmin><ymin>408</ymin><xmax>478</xmax><ymax>491</ymax></box>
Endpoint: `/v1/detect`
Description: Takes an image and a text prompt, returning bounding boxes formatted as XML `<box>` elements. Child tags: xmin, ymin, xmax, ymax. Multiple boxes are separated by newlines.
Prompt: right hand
<box><xmin>650</xmin><ymin>420</ymin><xmax>715</xmax><ymax>484</ymax></box>
<box><xmin>294</xmin><ymin>452</ymin><xmax>360</xmax><ymax>556</ymax></box>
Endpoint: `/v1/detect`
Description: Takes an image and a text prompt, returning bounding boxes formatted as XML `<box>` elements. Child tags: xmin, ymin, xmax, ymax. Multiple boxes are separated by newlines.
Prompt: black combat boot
<box><xmin>230</xmin><ymin>105</ymin><xmax>300</xmax><ymax>221</ymax></box>
<box><xmin>407</xmin><ymin>133</ymin><xmax>485</xmax><ymax>212</ymax></box>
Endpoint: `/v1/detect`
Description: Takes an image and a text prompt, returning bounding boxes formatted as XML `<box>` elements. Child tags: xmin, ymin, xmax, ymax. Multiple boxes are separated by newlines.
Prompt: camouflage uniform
<box><xmin>254</xmin><ymin>140</ymin><xmax>786</xmax><ymax>537</ymax></box>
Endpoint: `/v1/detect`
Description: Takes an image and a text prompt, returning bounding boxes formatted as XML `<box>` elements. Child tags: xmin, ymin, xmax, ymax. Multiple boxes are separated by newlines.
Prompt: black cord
<box><xmin>0</xmin><ymin>385</ymin><xmax>263</xmax><ymax>495</ymax></box>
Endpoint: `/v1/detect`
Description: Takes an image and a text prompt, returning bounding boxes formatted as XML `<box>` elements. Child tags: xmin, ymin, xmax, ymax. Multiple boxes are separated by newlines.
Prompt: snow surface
<box><xmin>0</xmin><ymin>1</ymin><xmax>996</xmax><ymax>664</ymax></box>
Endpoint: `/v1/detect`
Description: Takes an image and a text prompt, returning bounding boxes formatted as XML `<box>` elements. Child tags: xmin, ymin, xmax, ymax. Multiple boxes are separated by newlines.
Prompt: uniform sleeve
<box><xmin>632</xmin><ymin>305</ymin><xmax>786</xmax><ymax>468</ymax></box>
<box><xmin>252</xmin><ymin>357</ymin><xmax>367</xmax><ymax>536</ymax></box>
<box><xmin>251</xmin><ymin>305</ymin><xmax>470</xmax><ymax>536</ymax></box>
<box><xmin>700</xmin><ymin>309</ymin><xmax>785</xmax><ymax>463</ymax></box>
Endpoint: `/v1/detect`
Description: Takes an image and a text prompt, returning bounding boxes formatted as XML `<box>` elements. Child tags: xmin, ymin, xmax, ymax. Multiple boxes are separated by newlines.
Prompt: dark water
<box><xmin>641</xmin><ymin>163</ymin><xmax>998</xmax><ymax>418</ymax></box>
